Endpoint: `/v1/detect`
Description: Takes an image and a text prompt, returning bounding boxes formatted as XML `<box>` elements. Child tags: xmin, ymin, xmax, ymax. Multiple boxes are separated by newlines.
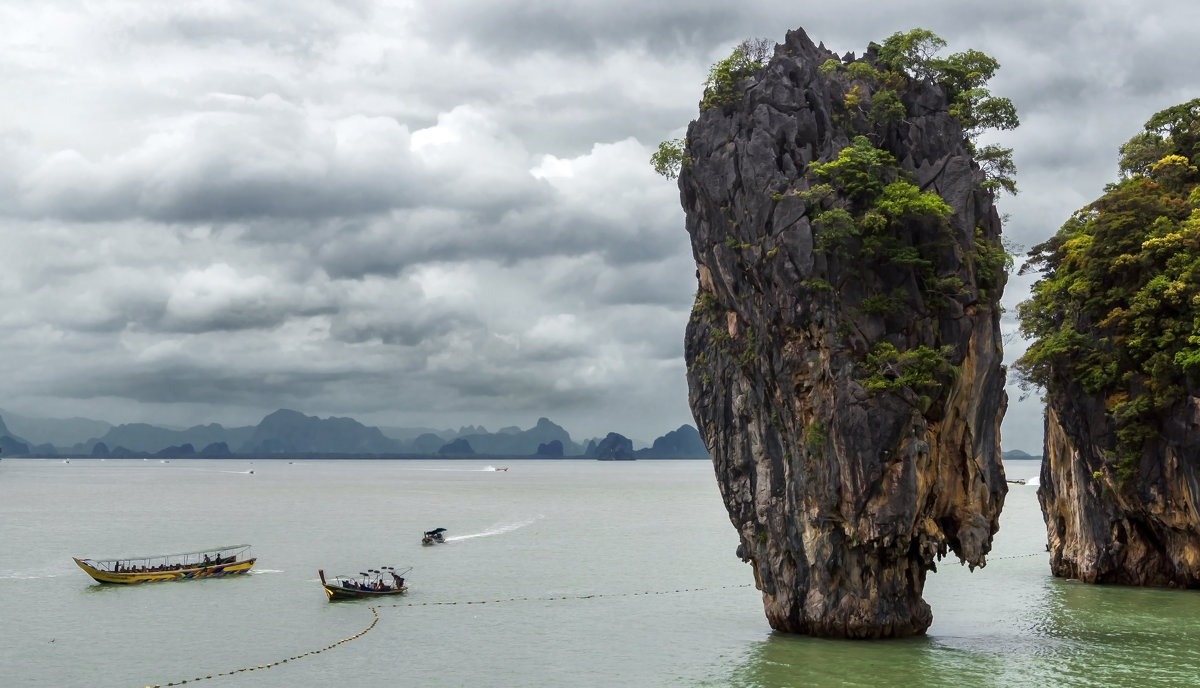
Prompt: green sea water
<box><xmin>2</xmin><ymin>458</ymin><xmax>1199</xmax><ymax>687</ymax></box>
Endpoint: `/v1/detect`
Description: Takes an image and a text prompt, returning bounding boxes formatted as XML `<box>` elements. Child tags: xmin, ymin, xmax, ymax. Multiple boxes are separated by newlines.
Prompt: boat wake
<box><xmin>0</xmin><ymin>567</ymin><xmax>71</xmax><ymax>580</ymax></box>
<box><xmin>405</xmin><ymin>467</ymin><xmax>500</xmax><ymax>472</ymax></box>
<box><xmin>444</xmin><ymin>516</ymin><xmax>541</xmax><ymax>542</ymax></box>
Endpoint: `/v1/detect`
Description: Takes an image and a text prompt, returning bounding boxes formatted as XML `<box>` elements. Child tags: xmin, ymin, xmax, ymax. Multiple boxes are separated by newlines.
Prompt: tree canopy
<box><xmin>1016</xmin><ymin>99</ymin><xmax>1200</xmax><ymax>480</ymax></box>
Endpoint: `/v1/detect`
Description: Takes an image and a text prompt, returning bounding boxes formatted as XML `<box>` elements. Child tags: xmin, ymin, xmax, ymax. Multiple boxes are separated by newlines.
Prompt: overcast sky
<box><xmin>1</xmin><ymin>1</ymin><xmax>1196</xmax><ymax>451</ymax></box>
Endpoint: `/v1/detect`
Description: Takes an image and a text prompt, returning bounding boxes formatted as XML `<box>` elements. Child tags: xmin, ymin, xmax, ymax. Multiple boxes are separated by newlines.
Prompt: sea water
<box><xmin>2</xmin><ymin>458</ymin><xmax>1200</xmax><ymax>687</ymax></box>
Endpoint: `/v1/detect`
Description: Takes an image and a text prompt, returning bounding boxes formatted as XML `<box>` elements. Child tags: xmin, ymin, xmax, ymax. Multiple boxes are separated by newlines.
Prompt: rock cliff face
<box><xmin>679</xmin><ymin>28</ymin><xmax>1009</xmax><ymax>637</ymax></box>
<box><xmin>1040</xmin><ymin>400</ymin><xmax>1200</xmax><ymax>586</ymax></box>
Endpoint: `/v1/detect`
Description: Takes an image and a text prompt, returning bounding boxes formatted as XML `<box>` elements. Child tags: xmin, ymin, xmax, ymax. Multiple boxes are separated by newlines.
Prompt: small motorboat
<box><xmin>319</xmin><ymin>566</ymin><xmax>410</xmax><ymax>601</ymax></box>
<box><xmin>1006</xmin><ymin>478</ymin><xmax>1027</xmax><ymax>485</ymax></box>
<box><xmin>73</xmin><ymin>544</ymin><xmax>255</xmax><ymax>584</ymax></box>
<box><xmin>421</xmin><ymin>528</ymin><xmax>447</xmax><ymax>545</ymax></box>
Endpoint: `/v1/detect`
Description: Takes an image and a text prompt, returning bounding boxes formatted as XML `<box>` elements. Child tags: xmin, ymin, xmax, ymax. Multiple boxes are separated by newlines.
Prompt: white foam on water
<box><xmin>444</xmin><ymin>516</ymin><xmax>542</xmax><ymax>542</ymax></box>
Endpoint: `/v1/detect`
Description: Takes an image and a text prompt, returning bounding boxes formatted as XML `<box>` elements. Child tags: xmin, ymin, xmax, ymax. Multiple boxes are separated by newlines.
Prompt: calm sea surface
<box><xmin>3</xmin><ymin>458</ymin><xmax>1200</xmax><ymax>687</ymax></box>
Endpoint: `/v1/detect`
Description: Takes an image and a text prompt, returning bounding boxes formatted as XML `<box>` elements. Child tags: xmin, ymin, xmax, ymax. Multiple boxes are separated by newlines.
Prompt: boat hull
<box><xmin>321</xmin><ymin>584</ymin><xmax>407</xmax><ymax>601</ymax></box>
<box><xmin>73</xmin><ymin>557</ymin><xmax>256</xmax><ymax>584</ymax></box>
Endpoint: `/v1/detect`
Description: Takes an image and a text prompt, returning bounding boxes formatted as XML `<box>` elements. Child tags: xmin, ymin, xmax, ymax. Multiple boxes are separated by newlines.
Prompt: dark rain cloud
<box><xmin>1</xmin><ymin>0</ymin><xmax>1198</xmax><ymax>450</ymax></box>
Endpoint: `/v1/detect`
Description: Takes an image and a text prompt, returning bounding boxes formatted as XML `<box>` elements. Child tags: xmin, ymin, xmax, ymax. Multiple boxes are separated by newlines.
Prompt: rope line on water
<box><xmin>139</xmin><ymin>557</ymin><xmax>1048</xmax><ymax>686</ymax></box>
<box><xmin>989</xmin><ymin>551</ymin><xmax>1047</xmax><ymax>561</ymax></box>
<box><xmin>379</xmin><ymin>583</ymin><xmax>756</xmax><ymax>609</ymax></box>
<box><xmin>136</xmin><ymin>584</ymin><xmax>753</xmax><ymax>686</ymax></box>
<box><xmin>141</xmin><ymin>605</ymin><xmax>379</xmax><ymax>688</ymax></box>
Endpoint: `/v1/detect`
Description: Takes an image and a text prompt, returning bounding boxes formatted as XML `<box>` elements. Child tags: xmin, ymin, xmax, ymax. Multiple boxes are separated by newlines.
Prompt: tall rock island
<box><xmin>1017</xmin><ymin>99</ymin><xmax>1200</xmax><ymax>586</ymax></box>
<box><xmin>675</xmin><ymin>28</ymin><xmax>1014</xmax><ymax>637</ymax></box>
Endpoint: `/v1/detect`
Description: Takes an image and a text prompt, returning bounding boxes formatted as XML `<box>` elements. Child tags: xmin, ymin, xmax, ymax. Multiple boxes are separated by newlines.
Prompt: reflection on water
<box><xmin>704</xmin><ymin>466</ymin><xmax>1200</xmax><ymax>688</ymax></box>
<box><xmin>715</xmin><ymin>575</ymin><xmax>1200</xmax><ymax>688</ymax></box>
<box><xmin>1030</xmin><ymin>579</ymin><xmax>1200</xmax><ymax>687</ymax></box>
<box><xmin>719</xmin><ymin>633</ymin><xmax>950</xmax><ymax>688</ymax></box>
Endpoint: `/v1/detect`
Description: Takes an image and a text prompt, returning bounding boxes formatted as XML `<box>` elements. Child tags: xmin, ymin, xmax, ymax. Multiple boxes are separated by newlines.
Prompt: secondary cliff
<box><xmin>676</xmin><ymin>27</ymin><xmax>1013</xmax><ymax>637</ymax></box>
<box><xmin>1017</xmin><ymin>98</ymin><xmax>1200</xmax><ymax>586</ymax></box>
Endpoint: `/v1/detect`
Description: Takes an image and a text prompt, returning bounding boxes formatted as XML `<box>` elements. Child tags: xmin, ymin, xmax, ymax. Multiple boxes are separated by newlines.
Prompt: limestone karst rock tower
<box><xmin>677</xmin><ymin>28</ymin><xmax>1012</xmax><ymax>637</ymax></box>
<box><xmin>1017</xmin><ymin>98</ymin><xmax>1200</xmax><ymax>587</ymax></box>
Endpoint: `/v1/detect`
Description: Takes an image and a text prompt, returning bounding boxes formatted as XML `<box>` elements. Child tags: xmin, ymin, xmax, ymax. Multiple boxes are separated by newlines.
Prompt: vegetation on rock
<box><xmin>1015</xmin><ymin>98</ymin><xmax>1200</xmax><ymax>483</ymax></box>
<box><xmin>650</xmin><ymin>138</ymin><xmax>687</xmax><ymax>180</ymax></box>
<box><xmin>700</xmin><ymin>37</ymin><xmax>772</xmax><ymax>111</ymax></box>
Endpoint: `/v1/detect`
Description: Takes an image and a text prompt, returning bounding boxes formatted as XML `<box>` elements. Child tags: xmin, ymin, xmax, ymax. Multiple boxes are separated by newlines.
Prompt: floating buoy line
<box><xmin>989</xmin><ymin>551</ymin><xmax>1047</xmax><ymax>561</ymax></box>
<box><xmin>378</xmin><ymin>583</ymin><xmax>755</xmax><ymax>610</ymax></box>
<box><xmin>140</xmin><ymin>585</ymin><xmax>750</xmax><ymax>687</ymax></box>
<box><xmin>143</xmin><ymin>555</ymin><xmax>1048</xmax><ymax>686</ymax></box>
<box><xmin>142</xmin><ymin>605</ymin><xmax>380</xmax><ymax>688</ymax></box>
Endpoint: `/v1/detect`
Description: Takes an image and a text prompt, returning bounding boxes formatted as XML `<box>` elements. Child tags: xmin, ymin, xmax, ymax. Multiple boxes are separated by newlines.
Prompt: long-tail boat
<box><xmin>319</xmin><ymin>566</ymin><xmax>410</xmax><ymax>601</ymax></box>
<box><xmin>73</xmin><ymin>544</ymin><xmax>255</xmax><ymax>584</ymax></box>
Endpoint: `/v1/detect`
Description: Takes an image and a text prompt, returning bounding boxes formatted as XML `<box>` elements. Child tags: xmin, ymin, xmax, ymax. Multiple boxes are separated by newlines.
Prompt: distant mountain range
<box><xmin>0</xmin><ymin>408</ymin><xmax>712</xmax><ymax>460</ymax></box>
<box><xmin>0</xmin><ymin>407</ymin><xmax>1043</xmax><ymax>461</ymax></box>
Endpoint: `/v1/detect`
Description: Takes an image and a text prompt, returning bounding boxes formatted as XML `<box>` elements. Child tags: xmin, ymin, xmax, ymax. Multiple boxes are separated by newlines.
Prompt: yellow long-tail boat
<box><xmin>73</xmin><ymin>544</ymin><xmax>255</xmax><ymax>584</ymax></box>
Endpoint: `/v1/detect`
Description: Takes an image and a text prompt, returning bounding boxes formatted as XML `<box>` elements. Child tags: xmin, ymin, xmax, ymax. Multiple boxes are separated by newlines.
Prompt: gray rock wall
<box><xmin>679</xmin><ymin>27</ymin><xmax>1009</xmax><ymax>637</ymax></box>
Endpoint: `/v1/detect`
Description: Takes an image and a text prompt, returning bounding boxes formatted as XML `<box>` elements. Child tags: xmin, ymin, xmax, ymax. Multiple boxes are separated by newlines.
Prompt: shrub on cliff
<box><xmin>700</xmin><ymin>37</ymin><xmax>771</xmax><ymax>111</ymax></box>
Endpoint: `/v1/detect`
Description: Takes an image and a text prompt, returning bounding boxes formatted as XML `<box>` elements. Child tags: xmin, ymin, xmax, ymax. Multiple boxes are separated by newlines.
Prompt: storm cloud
<box><xmin>1</xmin><ymin>1</ymin><xmax>1197</xmax><ymax>450</ymax></box>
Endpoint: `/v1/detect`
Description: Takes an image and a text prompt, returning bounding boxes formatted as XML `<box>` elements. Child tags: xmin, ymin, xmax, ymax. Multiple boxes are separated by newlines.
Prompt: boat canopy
<box><xmin>424</xmin><ymin>528</ymin><xmax>447</xmax><ymax>536</ymax></box>
<box><xmin>80</xmin><ymin>544</ymin><xmax>251</xmax><ymax>565</ymax></box>
<box><xmin>329</xmin><ymin>565</ymin><xmax>411</xmax><ymax>581</ymax></box>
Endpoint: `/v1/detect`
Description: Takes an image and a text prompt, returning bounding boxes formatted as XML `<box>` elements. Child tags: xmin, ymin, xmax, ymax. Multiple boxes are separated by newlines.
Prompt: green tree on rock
<box><xmin>1016</xmin><ymin>99</ymin><xmax>1200</xmax><ymax>482</ymax></box>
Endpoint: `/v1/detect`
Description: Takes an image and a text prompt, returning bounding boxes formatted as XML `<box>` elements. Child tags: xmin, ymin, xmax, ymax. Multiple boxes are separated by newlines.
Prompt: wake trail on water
<box><xmin>444</xmin><ymin>516</ymin><xmax>542</xmax><ymax>542</ymax></box>
<box><xmin>1</xmin><ymin>567</ymin><xmax>73</xmax><ymax>580</ymax></box>
<box><xmin>398</xmin><ymin>467</ymin><xmax>505</xmax><ymax>473</ymax></box>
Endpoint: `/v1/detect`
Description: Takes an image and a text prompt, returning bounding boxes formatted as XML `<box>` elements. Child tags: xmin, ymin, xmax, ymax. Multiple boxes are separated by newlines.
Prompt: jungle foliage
<box><xmin>1015</xmin><ymin>98</ymin><xmax>1200</xmax><ymax>481</ymax></box>
<box><xmin>803</xmin><ymin>135</ymin><xmax>952</xmax><ymax>279</ymax></box>
<box><xmin>820</xmin><ymin>28</ymin><xmax>1019</xmax><ymax>195</ymax></box>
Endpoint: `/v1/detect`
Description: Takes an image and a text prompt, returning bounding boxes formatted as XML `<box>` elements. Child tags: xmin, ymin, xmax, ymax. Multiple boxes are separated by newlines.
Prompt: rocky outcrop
<box><xmin>679</xmin><ymin>28</ymin><xmax>1008</xmax><ymax>637</ymax></box>
<box><xmin>1040</xmin><ymin>401</ymin><xmax>1200</xmax><ymax>586</ymax></box>
<box><xmin>590</xmin><ymin>432</ymin><xmax>635</xmax><ymax>460</ymax></box>
<box><xmin>243</xmin><ymin>409</ymin><xmax>402</xmax><ymax>455</ymax></box>
<box><xmin>456</xmin><ymin>417</ymin><xmax>583</xmax><ymax>456</ymax></box>
<box><xmin>636</xmin><ymin>424</ymin><xmax>710</xmax><ymax>459</ymax></box>
<box><xmin>437</xmin><ymin>438</ymin><xmax>475</xmax><ymax>456</ymax></box>
<box><xmin>200</xmin><ymin>442</ymin><xmax>233</xmax><ymax>458</ymax></box>
<box><xmin>535</xmin><ymin>440</ymin><xmax>565</xmax><ymax>458</ymax></box>
<box><xmin>1026</xmin><ymin>98</ymin><xmax>1200</xmax><ymax>587</ymax></box>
